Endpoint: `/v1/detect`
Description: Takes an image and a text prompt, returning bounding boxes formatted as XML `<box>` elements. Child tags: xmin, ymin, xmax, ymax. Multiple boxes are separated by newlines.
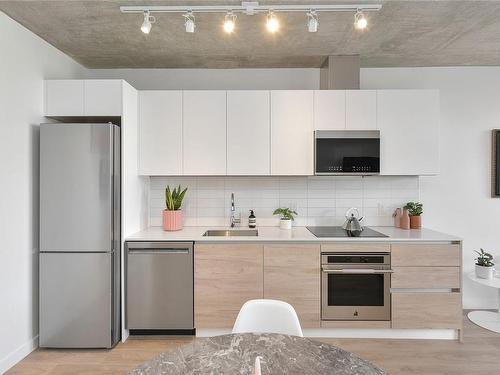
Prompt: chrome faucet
<box><xmin>230</xmin><ymin>192</ymin><xmax>241</xmax><ymax>228</ymax></box>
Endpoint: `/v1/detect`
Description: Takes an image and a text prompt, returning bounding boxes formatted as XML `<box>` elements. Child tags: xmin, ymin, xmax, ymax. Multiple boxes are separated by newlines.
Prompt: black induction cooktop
<box><xmin>306</xmin><ymin>226</ymin><xmax>388</xmax><ymax>238</ymax></box>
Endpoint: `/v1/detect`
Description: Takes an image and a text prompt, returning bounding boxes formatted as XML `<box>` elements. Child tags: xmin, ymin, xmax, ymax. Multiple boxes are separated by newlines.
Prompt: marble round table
<box><xmin>129</xmin><ymin>333</ymin><xmax>387</xmax><ymax>375</ymax></box>
<box><xmin>467</xmin><ymin>272</ymin><xmax>500</xmax><ymax>333</ymax></box>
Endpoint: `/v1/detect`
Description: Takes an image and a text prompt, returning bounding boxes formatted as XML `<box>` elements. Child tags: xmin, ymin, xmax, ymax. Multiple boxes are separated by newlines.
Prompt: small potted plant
<box><xmin>273</xmin><ymin>207</ymin><xmax>297</xmax><ymax>230</ymax></box>
<box><xmin>475</xmin><ymin>249</ymin><xmax>495</xmax><ymax>279</ymax></box>
<box><xmin>404</xmin><ymin>201</ymin><xmax>423</xmax><ymax>229</ymax></box>
<box><xmin>163</xmin><ymin>185</ymin><xmax>187</xmax><ymax>231</ymax></box>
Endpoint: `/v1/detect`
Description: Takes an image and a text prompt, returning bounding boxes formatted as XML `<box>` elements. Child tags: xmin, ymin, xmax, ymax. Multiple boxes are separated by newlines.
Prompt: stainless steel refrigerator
<box><xmin>39</xmin><ymin>123</ymin><xmax>120</xmax><ymax>348</ymax></box>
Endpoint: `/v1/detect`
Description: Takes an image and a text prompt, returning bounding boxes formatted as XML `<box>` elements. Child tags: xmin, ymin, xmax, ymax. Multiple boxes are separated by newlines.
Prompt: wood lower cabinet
<box><xmin>194</xmin><ymin>243</ymin><xmax>321</xmax><ymax>329</ymax></box>
<box><xmin>390</xmin><ymin>243</ymin><xmax>463</xmax><ymax>335</ymax></box>
<box><xmin>391</xmin><ymin>244</ymin><xmax>460</xmax><ymax>267</ymax></box>
<box><xmin>193</xmin><ymin>241</ymin><xmax>463</xmax><ymax>334</ymax></box>
<box><xmin>392</xmin><ymin>293</ymin><xmax>462</xmax><ymax>329</ymax></box>
<box><xmin>194</xmin><ymin>244</ymin><xmax>263</xmax><ymax>329</ymax></box>
<box><xmin>392</xmin><ymin>266</ymin><xmax>461</xmax><ymax>289</ymax></box>
<box><xmin>264</xmin><ymin>245</ymin><xmax>321</xmax><ymax>328</ymax></box>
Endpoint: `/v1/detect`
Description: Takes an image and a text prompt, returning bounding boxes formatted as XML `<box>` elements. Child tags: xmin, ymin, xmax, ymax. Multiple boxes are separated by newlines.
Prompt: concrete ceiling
<box><xmin>1</xmin><ymin>0</ymin><xmax>500</xmax><ymax>68</ymax></box>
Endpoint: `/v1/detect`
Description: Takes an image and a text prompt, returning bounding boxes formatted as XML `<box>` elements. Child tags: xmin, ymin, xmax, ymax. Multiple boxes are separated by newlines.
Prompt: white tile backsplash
<box><xmin>149</xmin><ymin>176</ymin><xmax>420</xmax><ymax>227</ymax></box>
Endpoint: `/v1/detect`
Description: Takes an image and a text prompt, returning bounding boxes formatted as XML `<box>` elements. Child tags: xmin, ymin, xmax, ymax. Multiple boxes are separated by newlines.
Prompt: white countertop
<box><xmin>126</xmin><ymin>226</ymin><xmax>461</xmax><ymax>243</ymax></box>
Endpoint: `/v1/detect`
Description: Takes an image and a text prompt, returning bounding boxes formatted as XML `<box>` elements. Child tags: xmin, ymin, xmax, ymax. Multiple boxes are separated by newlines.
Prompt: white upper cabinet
<box><xmin>346</xmin><ymin>90</ymin><xmax>377</xmax><ymax>130</ymax></box>
<box><xmin>45</xmin><ymin>80</ymin><xmax>85</xmax><ymax>116</ymax></box>
<box><xmin>183</xmin><ymin>91</ymin><xmax>227</xmax><ymax>175</ymax></box>
<box><xmin>227</xmin><ymin>91</ymin><xmax>270</xmax><ymax>175</ymax></box>
<box><xmin>313</xmin><ymin>90</ymin><xmax>346</xmax><ymax>130</ymax></box>
<box><xmin>45</xmin><ymin>79</ymin><xmax>123</xmax><ymax>117</ymax></box>
<box><xmin>84</xmin><ymin>80</ymin><xmax>122</xmax><ymax>116</ymax></box>
<box><xmin>271</xmin><ymin>90</ymin><xmax>314</xmax><ymax>175</ymax></box>
<box><xmin>378</xmin><ymin>89</ymin><xmax>440</xmax><ymax>175</ymax></box>
<box><xmin>139</xmin><ymin>91</ymin><xmax>183</xmax><ymax>175</ymax></box>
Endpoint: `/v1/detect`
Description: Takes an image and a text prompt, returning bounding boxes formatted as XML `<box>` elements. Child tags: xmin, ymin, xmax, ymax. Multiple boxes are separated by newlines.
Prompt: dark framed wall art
<box><xmin>493</xmin><ymin>130</ymin><xmax>500</xmax><ymax>197</ymax></box>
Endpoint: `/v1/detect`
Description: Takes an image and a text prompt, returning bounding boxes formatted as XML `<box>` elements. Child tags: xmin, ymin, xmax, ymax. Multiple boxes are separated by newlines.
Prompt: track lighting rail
<box><xmin>123</xmin><ymin>2</ymin><xmax>381</xmax><ymax>34</ymax></box>
<box><xmin>120</xmin><ymin>2</ymin><xmax>382</xmax><ymax>15</ymax></box>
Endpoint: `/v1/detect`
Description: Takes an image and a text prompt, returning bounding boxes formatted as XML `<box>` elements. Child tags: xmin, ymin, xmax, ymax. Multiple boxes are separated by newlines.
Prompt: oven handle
<box><xmin>322</xmin><ymin>269</ymin><xmax>394</xmax><ymax>274</ymax></box>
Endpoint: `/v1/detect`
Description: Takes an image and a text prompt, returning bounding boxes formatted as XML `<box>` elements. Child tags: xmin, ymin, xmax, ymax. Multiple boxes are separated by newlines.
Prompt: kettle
<box><xmin>342</xmin><ymin>208</ymin><xmax>364</xmax><ymax>237</ymax></box>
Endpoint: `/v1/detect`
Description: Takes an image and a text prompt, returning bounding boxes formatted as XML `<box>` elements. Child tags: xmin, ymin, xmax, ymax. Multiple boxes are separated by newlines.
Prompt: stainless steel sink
<box><xmin>203</xmin><ymin>229</ymin><xmax>258</xmax><ymax>237</ymax></box>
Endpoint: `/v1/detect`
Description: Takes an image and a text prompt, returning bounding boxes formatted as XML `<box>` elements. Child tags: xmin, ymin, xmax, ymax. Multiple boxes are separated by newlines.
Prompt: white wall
<box><xmin>88</xmin><ymin>68</ymin><xmax>319</xmax><ymax>90</ymax></box>
<box><xmin>0</xmin><ymin>12</ymin><xmax>85</xmax><ymax>373</ymax></box>
<box><xmin>361</xmin><ymin>67</ymin><xmax>500</xmax><ymax>309</ymax></box>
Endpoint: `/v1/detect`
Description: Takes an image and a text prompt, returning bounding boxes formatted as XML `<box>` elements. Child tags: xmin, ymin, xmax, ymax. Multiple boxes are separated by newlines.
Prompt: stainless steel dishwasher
<box><xmin>126</xmin><ymin>242</ymin><xmax>194</xmax><ymax>332</ymax></box>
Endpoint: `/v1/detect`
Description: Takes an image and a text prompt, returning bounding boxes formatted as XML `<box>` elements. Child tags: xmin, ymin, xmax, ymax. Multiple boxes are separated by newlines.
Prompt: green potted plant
<box><xmin>475</xmin><ymin>249</ymin><xmax>495</xmax><ymax>279</ymax></box>
<box><xmin>273</xmin><ymin>207</ymin><xmax>298</xmax><ymax>230</ymax></box>
<box><xmin>163</xmin><ymin>185</ymin><xmax>188</xmax><ymax>231</ymax></box>
<box><xmin>404</xmin><ymin>201</ymin><xmax>423</xmax><ymax>229</ymax></box>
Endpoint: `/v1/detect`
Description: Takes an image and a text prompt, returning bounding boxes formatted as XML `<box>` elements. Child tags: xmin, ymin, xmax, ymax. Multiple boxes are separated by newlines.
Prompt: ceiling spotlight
<box><xmin>184</xmin><ymin>11</ymin><xmax>196</xmax><ymax>33</ymax></box>
<box><xmin>141</xmin><ymin>10</ymin><xmax>155</xmax><ymax>34</ymax></box>
<box><xmin>354</xmin><ymin>9</ymin><xmax>368</xmax><ymax>30</ymax></box>
<box><xmin>266</xmin><ymin>10</ymin><xmax>279</xmax><ymax>33</ymax></box>
<box><xmin>307</xmin><ymin>10</ymin><xmax>319</xmax><ymax>33</ymax></box>
<box><xmin>223</xmin><ymin>11</ymin><xmax>237</xmax><ymax>33</ymax></box>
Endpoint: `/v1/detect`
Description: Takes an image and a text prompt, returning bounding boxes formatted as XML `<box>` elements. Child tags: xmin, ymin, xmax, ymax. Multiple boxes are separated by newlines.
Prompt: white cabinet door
<box><xmin>346</xmin><ymin>90</ymin><xmax>377</xmax><ymax>130</ymax></box>
<box><xmin>378</xmin><ymin>89</ymin><xmax>439</xmax><ymax>175</ymax></box>
<box><xmin>84</xmin><ymin>80</ymin><xmax>122</xmax><ymax>116</ymax></box>
<box><xmin>139</xmin><ymin>91</ymin><xmax>183</xmax><ymax>175</ymax></box>
<box><xmin>227</xmin><ymin>91</ymin><xmax>270</xmax><ymax>175</ymax></box>
<box><xmin>313</xmin><ymin>90</ymin><xmax>345</xmax><ymax>130</ymax></box>
<box><xmin>45</xmin><ymin>80</ymin><xmax>85</xmax><ymax>116</ymax></box>
<box><xmin>183</xmin><ymin>91</ymin><xmax>227</xmax><ymax>175</ymax></box>
<box><xmin>271</xmin><ymin>90</ymin><xmax>314</xmax><ymax>175</ymax></box>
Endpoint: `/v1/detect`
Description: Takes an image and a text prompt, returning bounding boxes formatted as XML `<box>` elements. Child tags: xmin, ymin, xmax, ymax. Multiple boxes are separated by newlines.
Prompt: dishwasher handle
<box><xmin>128</xmin><ymin>249</ymin><xmax>190</xmax><ymax>255</ymax></box>
<box><xmin>127</xmin><ymin>241</ymin><xmax>193</xmax><ymax>251</ymax></box>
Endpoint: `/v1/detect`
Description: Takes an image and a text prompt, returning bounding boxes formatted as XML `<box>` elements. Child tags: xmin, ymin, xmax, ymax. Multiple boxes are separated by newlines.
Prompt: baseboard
<box><xmin>303</xmin><ymin>328</ymin><xmax>458</xmax><ymax>340</ymax></box>
<box><xmin>196</xmin><ymin>329</ymin><xmax>458</xmax><ymax>340</ymax></box>
<box><xmin>0</xmin><ymin>335</ymin><xmax>39</xmax><ymax>374</ymax></box>
<box><xmin>122</xmin><ymin>328</ymin><xmax>129</xmax><ymax>343</ymax></box>
<box><xmin>196</xmin><ymin>329</ymin><xmax>231</xmax><ymax>337</ymax></box>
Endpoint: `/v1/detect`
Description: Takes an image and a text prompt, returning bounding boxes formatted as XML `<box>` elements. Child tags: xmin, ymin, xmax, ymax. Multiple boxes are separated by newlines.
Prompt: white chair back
<box><xmin>232</xmin><ymin>299</ymin><xmax>304</xmax><ymax>337</ymax></box>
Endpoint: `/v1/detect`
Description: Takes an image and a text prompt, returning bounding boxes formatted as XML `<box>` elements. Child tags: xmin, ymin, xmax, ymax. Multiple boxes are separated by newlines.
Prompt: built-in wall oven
<box><xmin>321</xmin><ymin>253</ymin><xmax>392</xmax><ymax>321</ymax></box>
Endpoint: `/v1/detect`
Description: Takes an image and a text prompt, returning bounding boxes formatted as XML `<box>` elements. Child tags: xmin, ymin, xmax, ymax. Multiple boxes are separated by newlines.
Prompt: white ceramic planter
<box><xmin>279</xmin><ymin>219</ymin><xmax>292</xmax><ymax>230</ymax></box>
<box><xmin>475</xmin><ymin>264</ymin><xmax>495</xmax><ymax>279</ymax></box>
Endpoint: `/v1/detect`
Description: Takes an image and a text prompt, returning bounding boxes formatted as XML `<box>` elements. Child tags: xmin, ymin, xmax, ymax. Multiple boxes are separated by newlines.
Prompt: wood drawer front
<box><xmin>321</xmin><ymin>243</ymin><xmax>390</xmax><ymax>253</ymax></box>
<box><xmin>194</xmin><ymin>244</ymin><xmax>263</xmax><ymax>329</ymax></box>
<box><xmin>392</xmin><ymin>267</ymin><xmax>461</xmax><ymax>289</ymax></box>
<box><xmin>392</xmin><ymin>293</ymin><xmax>462</xmax><ymax>329</ymax></box>
<box><xmin>264</xmin><ymin>245</ymin><xmax>320</xmax><ymax>328</ymax></box>
<box><xmin>391</xmin><ymin>244</ymin><xmax>460</xmax><ymax>267</ymax></box>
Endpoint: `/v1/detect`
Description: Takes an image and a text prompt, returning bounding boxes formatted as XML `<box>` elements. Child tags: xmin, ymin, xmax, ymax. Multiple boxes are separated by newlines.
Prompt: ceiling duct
<box><xmin>320</xmin><ymin>55</ymin><xmax>360</xmax><ymax>90</ymax></box>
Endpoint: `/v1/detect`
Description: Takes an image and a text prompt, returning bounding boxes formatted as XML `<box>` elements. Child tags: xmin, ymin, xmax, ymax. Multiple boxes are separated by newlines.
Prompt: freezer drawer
<box><xmin>127</xmin><ymin>242</ymin><xmax>194</xmax><ymax>329</ymax></box>
<box><xmin>39</xmin><ymin>252</ymin><xmax>113</xmax><ymax>348</ymax></box>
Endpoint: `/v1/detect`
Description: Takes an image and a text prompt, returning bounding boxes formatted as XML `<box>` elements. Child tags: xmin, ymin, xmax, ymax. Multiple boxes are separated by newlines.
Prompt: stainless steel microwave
<box><xmin>314</xmin><ymin>130</ymin><xmax>380</xmax><ymax>175</ymax></box>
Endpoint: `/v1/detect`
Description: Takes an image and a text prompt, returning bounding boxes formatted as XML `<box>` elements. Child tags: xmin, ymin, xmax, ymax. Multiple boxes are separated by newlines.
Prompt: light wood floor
<box><xmin>8</xmin><ymin>311</ymin><xmax>500</xmax><ymax>375</ymax></box>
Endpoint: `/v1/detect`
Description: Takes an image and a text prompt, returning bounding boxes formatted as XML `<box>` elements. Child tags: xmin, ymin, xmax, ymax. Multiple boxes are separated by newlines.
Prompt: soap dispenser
<box><xmin>248</xmin><ymin>210</ymin><xmax>257</xmax><ymax>228</ymax></box>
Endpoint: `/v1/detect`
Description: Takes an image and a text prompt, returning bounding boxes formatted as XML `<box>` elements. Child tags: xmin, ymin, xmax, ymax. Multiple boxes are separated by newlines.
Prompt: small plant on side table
<box><xmin>404</xmin><ymin>201</ymin><xmax>423</xmax><ymax>229</ymax></box>
<box><xmin>273</xmin><ymin>207</ymin><xmax>297</xmax><ymax>230</ymax></box>
<box><xmin>163</xmin><ymin>185</ymin><xmax>188</xmax><ymax>231</ymax></box>
<box><xmin>475</xmin><ymin>249</ymin><xmax>495</xmax><ymax>279</ymax></box>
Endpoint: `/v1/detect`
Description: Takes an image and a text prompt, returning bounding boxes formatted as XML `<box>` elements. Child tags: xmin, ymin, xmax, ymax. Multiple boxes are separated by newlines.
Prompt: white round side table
<box><xmin>467</xmin><ymin>272</ymin><xmax>500</xmax><ymax>333</ymax></box>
